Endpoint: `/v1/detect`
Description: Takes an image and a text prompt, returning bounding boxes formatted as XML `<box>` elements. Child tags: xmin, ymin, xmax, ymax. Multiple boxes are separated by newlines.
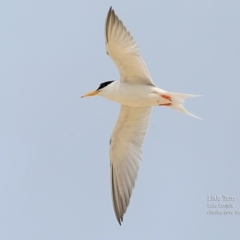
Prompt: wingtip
<box><xmin>108</xmin><ymin>6</ymin><xmax>114</xmax><ymax>15</ymax></box>
<box><xmin>117</xmin><ymin>215</ymin><xmax>123</xmax><ymax>226</ymax></box>
<box><xmin>105</xmin><ymin>7</ymin><xmax>114</xmax><ymax>43</ymax></box>
<box><xmin>117</xmin><ymin>218</ymin><xmax>122</xmax><ymax>226</ymax></box>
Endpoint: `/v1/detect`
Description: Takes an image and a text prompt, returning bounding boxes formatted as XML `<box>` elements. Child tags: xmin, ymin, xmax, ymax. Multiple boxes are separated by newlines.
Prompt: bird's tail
<box><xmin>166</xmin><ymin>92</ymin><xmax>202</xmax><ymax>119</ymax></box>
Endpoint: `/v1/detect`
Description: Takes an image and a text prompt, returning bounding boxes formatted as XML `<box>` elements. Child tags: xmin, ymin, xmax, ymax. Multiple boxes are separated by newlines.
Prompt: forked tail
<box><xmin>167</xmin><ymin>92</ymin><xmax>202</xmax><ymax>120</ymax></box>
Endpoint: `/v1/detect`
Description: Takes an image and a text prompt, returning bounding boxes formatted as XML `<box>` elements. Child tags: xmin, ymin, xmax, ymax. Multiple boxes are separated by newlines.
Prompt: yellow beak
<box><xmin>81</xmin><ymin>90</ymin><xmax>99</xmax><ymax>98</ymax></box>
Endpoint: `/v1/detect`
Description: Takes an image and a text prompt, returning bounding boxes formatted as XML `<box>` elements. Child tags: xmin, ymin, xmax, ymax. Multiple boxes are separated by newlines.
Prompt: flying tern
<box><xmin>82</xmin><ymin>7</ymin><xmax>200</xmax><ymax>225</ymax></box>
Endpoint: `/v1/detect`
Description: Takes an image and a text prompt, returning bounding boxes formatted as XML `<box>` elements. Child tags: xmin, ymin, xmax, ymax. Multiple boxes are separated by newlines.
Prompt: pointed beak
<box><xmin>81</xmin><ymin>90</ymin><xmax>99</xmax><ymax>98</ymax></box>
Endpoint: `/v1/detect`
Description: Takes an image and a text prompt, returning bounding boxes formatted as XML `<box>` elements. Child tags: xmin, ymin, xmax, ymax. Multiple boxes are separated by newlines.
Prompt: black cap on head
<box><xmin>97</xmin><ymin>81</ymin><xmax>115</xmax><ymax>90</ymax></box>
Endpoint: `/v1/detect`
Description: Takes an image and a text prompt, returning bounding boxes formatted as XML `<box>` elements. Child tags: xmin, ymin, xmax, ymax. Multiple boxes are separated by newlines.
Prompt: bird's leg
<box><xmin>159</xmin><ymin>94</ymin><xmax>172</xmax><ymax>106</ymax></box>
<box><xmin>161</xmin><ymin>94</ymin><xmax>172</xmax><ymax>101</ymax></box>
<box><xmin>159</xmin><ymin>103</ymin><xmax>172</xmax><ymax>106</ymax></box>
<box><xmin>153</xmin><ymin>91</ymin><xmax>172</xmax><ymax>106</ymax></box>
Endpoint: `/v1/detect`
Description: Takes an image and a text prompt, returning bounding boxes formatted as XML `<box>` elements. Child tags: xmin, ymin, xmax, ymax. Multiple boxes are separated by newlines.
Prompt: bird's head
<box><xmin>81</xmin><ymin>81</ymin><xmax>115</xmax><ymax>98</ymax></box>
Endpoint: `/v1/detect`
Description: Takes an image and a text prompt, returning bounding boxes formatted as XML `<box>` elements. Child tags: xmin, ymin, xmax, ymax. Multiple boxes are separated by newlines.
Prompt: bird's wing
<box><xmin>105</xmin><ymin>7</ymin><xmax>155</xmax><ymax>85</ymax></box>
<box><xmin>110</xmin><ymin>105</ymin><xmax>151</xmax><ymax>224</ymax></box>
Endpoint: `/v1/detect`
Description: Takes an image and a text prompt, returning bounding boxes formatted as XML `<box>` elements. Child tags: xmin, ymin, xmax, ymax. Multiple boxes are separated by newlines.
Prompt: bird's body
<box><xmin>99</xmin><ymin>81</ymin><xmax>170</xmax><ymax>107</ymax></box>
<box><xmin>82</xmin><ymin>7</ymin><xmax>200</xmax><ymax>225</ymax></box>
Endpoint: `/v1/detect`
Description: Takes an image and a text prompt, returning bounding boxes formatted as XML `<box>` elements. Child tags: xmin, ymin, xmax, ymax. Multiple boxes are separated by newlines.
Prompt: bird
<box><xmin>82</xmin><ymin>7</ymin><xmax>200</xmax><ymax>225</ymax></box>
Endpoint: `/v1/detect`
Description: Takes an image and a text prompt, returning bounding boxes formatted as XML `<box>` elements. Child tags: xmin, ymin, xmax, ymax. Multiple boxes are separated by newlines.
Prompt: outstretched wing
<box><xmin>105</xmin><ymin>7</ymin><xmax>155</xmax><ymax>85</ymax></box>
<box><xmin>110</xmin><ymin>105</ymin><xmax>151</xmax><ymax>224</ymax></box>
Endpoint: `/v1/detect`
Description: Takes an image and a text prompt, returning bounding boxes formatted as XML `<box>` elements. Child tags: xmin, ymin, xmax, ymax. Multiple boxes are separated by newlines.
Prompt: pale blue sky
<box><xmin>1</xmin><ymin>0</ymin><xmax>240</xmax><ymax>239</ymax></box>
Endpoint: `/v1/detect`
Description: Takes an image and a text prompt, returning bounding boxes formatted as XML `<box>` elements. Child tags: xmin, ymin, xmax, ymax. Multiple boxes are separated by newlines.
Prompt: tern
<box><xmin>82</xmin><ymin>7</ymin><xmax>200</xmax><ymax>225</ymax></box>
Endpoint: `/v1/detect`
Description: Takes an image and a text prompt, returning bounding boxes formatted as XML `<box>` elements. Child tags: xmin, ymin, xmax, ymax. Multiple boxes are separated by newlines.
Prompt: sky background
<box><xmin>1</xmin><ymin>0</ymin><xmax>240</xmax><ymax>239</ymax></box>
